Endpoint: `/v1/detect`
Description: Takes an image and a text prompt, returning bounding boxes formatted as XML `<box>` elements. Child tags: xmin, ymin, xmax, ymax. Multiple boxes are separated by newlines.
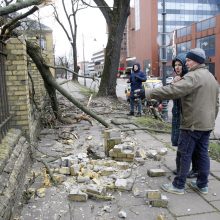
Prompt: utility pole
<box><xmin>82</xmin><ymin>34</ymin><xmax>86</xmax><ymax>86</ymax></box>
<box><xmin>161</xmin><ymin>0</ymin><xmax>168</xmax><ymax>121</ymax></box>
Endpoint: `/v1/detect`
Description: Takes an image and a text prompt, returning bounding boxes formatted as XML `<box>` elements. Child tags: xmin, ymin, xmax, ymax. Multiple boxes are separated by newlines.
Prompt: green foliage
<box><xmin>78</xmin><ymin>84</ymin><xmax>97</xmax><ymax>97</ymax></box>
<box><xmin>135</xmin><ymin>116</ymin><xmax>171</xmax><ymax>132</ymax></box>
<box><xmin>209</xmin><ymin>141</ymin><xmax>220</xmax><ymax>162</ymax></box>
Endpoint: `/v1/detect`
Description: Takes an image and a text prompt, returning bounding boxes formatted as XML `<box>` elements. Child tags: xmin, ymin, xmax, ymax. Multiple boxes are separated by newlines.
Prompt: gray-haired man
<box><xmin>145</xmin><ymin>48</ymin><xmax>219</xmax><ymax>194</ymax></box>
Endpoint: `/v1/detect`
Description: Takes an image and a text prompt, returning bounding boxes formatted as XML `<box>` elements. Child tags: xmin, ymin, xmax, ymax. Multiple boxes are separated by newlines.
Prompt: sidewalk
<box><xmin>19</xmin><ymin>80</ymin><xmax>220</xmax><ymax>220</ymax></box>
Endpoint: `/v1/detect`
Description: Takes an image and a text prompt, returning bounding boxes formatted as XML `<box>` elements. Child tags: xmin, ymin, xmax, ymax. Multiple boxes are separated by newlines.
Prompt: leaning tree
<box><xmin>0</xmin><ymin>0</ymin><xmax>110</xmax><ymax>127</ymax></box>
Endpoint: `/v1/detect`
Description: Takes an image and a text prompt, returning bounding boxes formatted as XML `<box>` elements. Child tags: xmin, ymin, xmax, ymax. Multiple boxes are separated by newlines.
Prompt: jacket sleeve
<box><xmin>145</xmin><ymin>75</ymin><xmax>197</xmax><ymax>100</ymax></box>
<box><xmin>135</xmin><ymin>72</ymin><xmax>147</xmax><ymax>82</ymax></box>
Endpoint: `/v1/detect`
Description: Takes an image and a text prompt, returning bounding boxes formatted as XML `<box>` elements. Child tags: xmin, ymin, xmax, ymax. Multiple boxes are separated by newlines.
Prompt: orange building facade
<box><xmin>126</xmin><ymin>0</ymin><xmax>220</xmax><ymax>82</ymax></box>
<box><xmin>174</xmin><ymin>15</ymin><xmax>220</xmax><ymax>82</ymax></box>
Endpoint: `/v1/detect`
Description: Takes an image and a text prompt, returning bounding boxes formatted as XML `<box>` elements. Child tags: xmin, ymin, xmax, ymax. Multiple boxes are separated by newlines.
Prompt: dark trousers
<box><xmin>176</xmin><ymin>147</ymin><xmax>198</xmax><ymax>174</ymax></box>
<box><xmin>173</xmin><ymin>130</ymin><xmax>211</xmax><ymax>189</ymax></box>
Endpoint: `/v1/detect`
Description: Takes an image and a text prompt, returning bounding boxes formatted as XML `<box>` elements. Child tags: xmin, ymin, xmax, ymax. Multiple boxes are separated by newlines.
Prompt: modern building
<box><xmin>173</xmin><ymin>14</ymin><xmax>220</xmax><ymax>81</ymax></box>
<box><xmin>127</xmin><ymin>0</ymin><xmax>220</xmax><ymax>78</ymax></box>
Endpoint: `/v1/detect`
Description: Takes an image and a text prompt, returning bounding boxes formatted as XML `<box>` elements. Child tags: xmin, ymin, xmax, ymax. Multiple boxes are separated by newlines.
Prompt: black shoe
<box><xmin>187</xmin><ymin>170</ymin><xmax>198</xmax><ymax>178</ymax></box>
<box><xmin>127</xmin><ymin>112</ymin><xmax>134</xmax><ymax>116</ymax></box>
<box><xmin>136</xmin><ymin>112</ymin><xmax>142</xmax><ymax>117</ymax></box>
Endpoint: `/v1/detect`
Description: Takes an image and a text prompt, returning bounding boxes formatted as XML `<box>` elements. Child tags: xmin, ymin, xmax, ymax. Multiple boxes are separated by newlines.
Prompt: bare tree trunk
<box><xmin>26</xmin><ymin>40</ymin><xmax>110</xmax><ymax>128</ymax></box>
<box><xmin>94</xmin><ymin>0</ymin><xmax>130</xmax><ymax>97</ymax></box>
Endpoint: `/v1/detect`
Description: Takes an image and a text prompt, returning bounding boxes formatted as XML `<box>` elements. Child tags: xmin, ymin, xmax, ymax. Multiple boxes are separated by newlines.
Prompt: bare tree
<box><xmin>92</xmin><ymin>0</ymin><xmax>130</xmax><ymax>97</ymax></box>
<box><xmin>52</xmin><ymin>0</ymin><xmax>87</xmax><ymax>81</ymax></box>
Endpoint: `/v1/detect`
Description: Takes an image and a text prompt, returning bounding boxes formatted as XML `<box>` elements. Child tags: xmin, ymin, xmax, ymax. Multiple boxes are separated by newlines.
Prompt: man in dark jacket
<box><xmin>145</xmin><ymin>48</ymin><xmax>219</xmax><ymax>195</ymax></box>
<box><xmin>127</xmin><ymin>63</ymin><xmax>146</xmax><ymax>117</ymax></box>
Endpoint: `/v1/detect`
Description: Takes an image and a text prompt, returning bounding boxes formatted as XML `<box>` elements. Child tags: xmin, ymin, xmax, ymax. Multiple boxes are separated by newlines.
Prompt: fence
<box><xmin>0</xmin><ymin>40</ymin><xmax>11</xmax><ymax>143</ymax></box>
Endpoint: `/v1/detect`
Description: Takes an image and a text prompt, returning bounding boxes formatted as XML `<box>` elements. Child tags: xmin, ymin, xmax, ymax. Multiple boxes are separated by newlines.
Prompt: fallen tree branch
<box><xmin>35</xmin><ymin>158</ymin><xmax>58</xmax><ymax>186</ymax></box>
<box><xmin>26</xmin><ymin>40</ymin><xmax>110</xmax><ymax>128</ymax></box>
<box><xmin>120</xmin><ymin>127</ymin><xmax>170</xmax><ymax>134</ymax></box>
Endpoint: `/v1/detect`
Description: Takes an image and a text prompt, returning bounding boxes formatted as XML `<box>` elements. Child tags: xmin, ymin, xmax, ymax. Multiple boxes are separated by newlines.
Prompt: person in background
<box><xmin>127</xmin><ymin>63</ymin><xmax>146</xmax><ymax>117</ymax></box>
<box><xmin>171</xmin><ymin>53</ymin><xmax>198</xmax><ymax>178</ymax></box>
<box><xmin>145</xmin><ymin>48</ymin><xmax>219</xmax><ymax>195</ymax></box>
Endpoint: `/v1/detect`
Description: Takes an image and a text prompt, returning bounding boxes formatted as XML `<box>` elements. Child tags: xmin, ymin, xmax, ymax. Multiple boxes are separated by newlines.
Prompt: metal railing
<box><xmin>0</xmin><ymin>40</ymin><xmax>11</xmax><ymax>143</ymax></box>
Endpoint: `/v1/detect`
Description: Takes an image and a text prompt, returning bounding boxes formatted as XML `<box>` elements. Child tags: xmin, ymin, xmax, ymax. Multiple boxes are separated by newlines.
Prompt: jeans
<box><xmin>173</xmin><ymin>130</ymin><xmax>211</xmax><ymax>189</ymax></box>
<box><xmin>176</xmin><ymin>147</ymin><xmax>199</xmax><ymax>174</ymax></box>
<box><xmin>130</xmin><ymin>97</ymin><xmax>142</xmax><ymax>113</ymax></box>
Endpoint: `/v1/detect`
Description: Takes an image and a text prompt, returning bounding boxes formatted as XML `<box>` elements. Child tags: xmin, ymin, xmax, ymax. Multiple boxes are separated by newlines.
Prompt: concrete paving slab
<box><xmin>211</xmin><ymin>171</ymin><xmax>220</xmax><ymax>180</ymax></box>
<box><xmin>210</xmin><ymin>200</ymin><xmax>220</xmax><ymax>211</ymax></box>
<box><xmin>196</xmin><ymin>179</ymin><xmax>220</xmax><ymax>202</ymax></box>
<box><xmin>210</xmin><ymin>159</ymin><xmax>220</xmax><ymax>172</ymax></box>
<box><xmin>166</xmin><ymin>192</ymin><xmax>216</xmax><ymax>217</ymax></box>
<box><xmin>176</xmin><ymin>212</ymin><xmax>220</xmax><ymax>220</ymax></box>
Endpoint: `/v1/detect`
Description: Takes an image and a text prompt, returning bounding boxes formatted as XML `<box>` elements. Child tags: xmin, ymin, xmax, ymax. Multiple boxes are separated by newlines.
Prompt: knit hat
<box><xmin>186</xmin><ymin>48</ymin><xmax>206</xmax><ymax>64</ymax></box>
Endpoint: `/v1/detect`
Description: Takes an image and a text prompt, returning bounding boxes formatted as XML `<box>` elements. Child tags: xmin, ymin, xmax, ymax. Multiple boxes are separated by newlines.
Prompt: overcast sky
<box><xmin>39</xmin><ymin>1</ymin><xmax>108</xmax><ymax>61</ymax></box>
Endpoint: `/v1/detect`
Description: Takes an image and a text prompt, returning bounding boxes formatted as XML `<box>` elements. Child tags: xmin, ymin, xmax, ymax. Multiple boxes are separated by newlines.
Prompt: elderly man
<box><xmin>145</xmin><ymin>48</ymin><xmax>219</xmax><ymax>194</ymax></box>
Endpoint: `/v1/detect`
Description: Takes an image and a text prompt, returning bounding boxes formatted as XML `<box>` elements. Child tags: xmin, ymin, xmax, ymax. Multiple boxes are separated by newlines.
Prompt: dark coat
<box><xmin>171</xmin><ymin>53</ymin><xmax>187</xmax><ymax>146</ymax></box>
<box><xmin>129</xmin><ymin>63</ymin><xmax>146</xmax><ymax>97</ymax></box>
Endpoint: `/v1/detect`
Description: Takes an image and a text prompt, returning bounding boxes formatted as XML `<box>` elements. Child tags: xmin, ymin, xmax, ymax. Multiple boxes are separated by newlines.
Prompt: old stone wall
<box><xmin>0</xmin><ymin>129</ymin><xmax>32</xmax><ymax>220</ymax></box>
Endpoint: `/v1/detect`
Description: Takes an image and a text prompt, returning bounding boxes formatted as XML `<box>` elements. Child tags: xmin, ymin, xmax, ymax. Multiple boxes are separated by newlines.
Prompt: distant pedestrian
<box><xmin>171</xmin><ymin>53</ymin><xmax>198</xmax><ymax>178</ymax></box>
<box><xmin>145</xmin><ymin>48</ymin><xmax>219</xmax><ymax>195</ymax></box>
<box><xmin>127</xmin><ymin>63</ymin><xmax>146</xmax><ymax>117</ymax></box>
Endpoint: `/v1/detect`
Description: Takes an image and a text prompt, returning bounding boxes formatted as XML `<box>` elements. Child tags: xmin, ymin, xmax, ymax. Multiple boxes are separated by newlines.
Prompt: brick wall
<box><xmin>5</xmin><ymin>37</ymin><xmax>31</xmax><ymax>134</ymax></box>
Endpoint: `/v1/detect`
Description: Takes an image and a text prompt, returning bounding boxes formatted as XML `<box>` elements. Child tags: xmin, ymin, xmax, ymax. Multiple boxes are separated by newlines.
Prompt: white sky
<box><xmin>38</xmin><ymin>1</ymin><xmax>108</xmax><ymax>61</ymax></box>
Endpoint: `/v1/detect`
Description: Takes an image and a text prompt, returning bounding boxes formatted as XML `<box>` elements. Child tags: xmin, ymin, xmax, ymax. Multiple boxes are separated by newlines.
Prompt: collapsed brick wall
<box><xmin>0</xmin><ymin>129</ymin><xmax>32</xmax><ymax>220</ymax></box>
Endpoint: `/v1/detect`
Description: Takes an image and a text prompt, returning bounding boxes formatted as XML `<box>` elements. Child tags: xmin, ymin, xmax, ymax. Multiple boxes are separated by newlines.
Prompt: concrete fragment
<box><xmin>158</xmin><ymin>147</ymin><xmax>168</xmax><ymax>156</ymax></box>
<box><xmin>135</xmin><ymin>148</ymin><xmax>146</xmax><ymax>159</ymax></box>
<box><xmin>118</xmin><ymin>210</ymin><xmax>127</xmax><ymax>218</ymax></box>
<box><xmin>77</xmin><ymin>175</ymin><xmax>90</xmax><ymax>183</ymax></box>
<box><xmin>149</xmin><ymin>199</ymin><xmax>168</xmax><ymax>208</ymax></box>
<box><xmin>157</xmin><ymin>214</ymin><xmax>166</xmax><ymax>220</ymax></box>
<box><xmin>86</xmin><ymin>184</ymin><xmax>106</xmax><ymax>195</ymax></box>
<box><xmin>68</xmin><ymin>188</ymin><xmax>88</xmax><ymax>202</ymax></box>
<box><xmin>59</xmin><ymin>167</ymin><xmax>70</xmax><ymax>175</ymax></box>
<box><xmin>99</xmin><ymin>167</ymin><xmax>116</xmax><ymax>176</ymax></box>
<box><xmin>115</xmin><ymin>178</ymin><xmax>134</xmax><ymax>191</ymax></box>
<box><xmin>36</xmin><ymin>188</ymin><xmax>46</xmax><ymax>198</ymax></box>
<box><xmin>147</xmin><ymin>168</ymin><xmax>166</xmax><ymax>177</ymax></box>
<box><xmin>70</xmin><ymin>164</ymin><xmax>80</xmax><ymax>176</ymax></box>
<box><xmin>146</xmin><ymin>190</ymin><xmax>161</xmax><ymax>199</ymax></box>
<box><xmin>146</xmin><ymin>149</ymin><xmax>158</xmax><ymax>158</ymax></box>
<box><xmin>53</xmin><ymin>174</ymin><xmax>67</xmax><ymax>184</ymax></box>
<box><xmin>116</xmin><ymin>162</ymin><xmax>130</xmax><ymax>170</ymax></box>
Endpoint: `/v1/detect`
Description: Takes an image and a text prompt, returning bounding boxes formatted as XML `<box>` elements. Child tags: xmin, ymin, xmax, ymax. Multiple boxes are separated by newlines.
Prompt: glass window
<box><xmin>196</xmin><ymin>35</ymin><xmax>215</xmax><ymax>56</ymax></box>
<box><xmin>176</xmin><ymin>41</ymin><xmax>191</xmax><ymax>54</ymax></box>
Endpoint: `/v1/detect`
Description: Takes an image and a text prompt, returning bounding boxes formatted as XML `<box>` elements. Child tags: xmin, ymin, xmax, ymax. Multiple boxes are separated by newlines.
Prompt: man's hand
<box><xmin>172</xmin><ymin>75</ymin><xmax>182</xmax><ymax>83</ymax></box>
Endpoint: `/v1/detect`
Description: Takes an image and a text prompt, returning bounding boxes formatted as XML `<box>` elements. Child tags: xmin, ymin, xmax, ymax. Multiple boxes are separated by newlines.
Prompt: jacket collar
<box><xmin>189</xmin><ymin>63</ymin><xmax>207</xmax><ymax>72</ymax></box>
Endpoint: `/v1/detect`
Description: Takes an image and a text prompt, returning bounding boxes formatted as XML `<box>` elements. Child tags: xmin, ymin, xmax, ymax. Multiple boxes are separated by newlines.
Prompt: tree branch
<box><xmin>1</xmin><ymin>6</ymin><xmax>39</xmax><ymax>38</ymax></box>
<box><xmin>26</xmin><ymin>40</ymin><xmax>110</xmax><ymax>128</ymax></box>
<box><xmin>0</xmin><ymin>0</ymin><xmax>45</xmax><ymax>16</ymax></box>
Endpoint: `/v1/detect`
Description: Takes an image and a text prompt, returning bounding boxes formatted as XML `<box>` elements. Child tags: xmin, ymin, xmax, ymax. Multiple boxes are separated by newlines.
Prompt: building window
<box><xmin>196</xmin><ymin>35</ymin><xmax>215</xmax><ymax>57</ymax></box>
<box><xmin>176</xmin><ymin>41</ymin><xmax>191</xmax><ymax>54</ymax></box>
<box><xmin>196</xmin><ymin>17</ymin><xmax>216</xmax><ymax>32</ymax></box>
<box><xmin>135</xmin><ymin>0</ymin><xmax>140</xmax><ymax>30</ymax></box>
<box><xmin>39</xmin><ymin>37</ymin><xmax>46</xmax><ymax>50</ymax></box>
<box><xmin>176</xmin><ymin>26</ymin><xmax>192</xmax><ymax>38</ymax></box>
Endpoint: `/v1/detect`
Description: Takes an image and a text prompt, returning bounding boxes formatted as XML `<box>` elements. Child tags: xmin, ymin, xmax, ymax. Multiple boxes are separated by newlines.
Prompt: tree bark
<box><xmin>93</xmin><ymin>0</ymin><xmax>130</xmax><ymax>97</ymax></box>
<box><xmin>0</xmin><ymin>0</ymin><xmax>44</xmax><ymax>16</ymax></box>
<box><xmin>26</xmin><ymin>40</ymin><xmax>110</xmax><ymax>128</ymax></box>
